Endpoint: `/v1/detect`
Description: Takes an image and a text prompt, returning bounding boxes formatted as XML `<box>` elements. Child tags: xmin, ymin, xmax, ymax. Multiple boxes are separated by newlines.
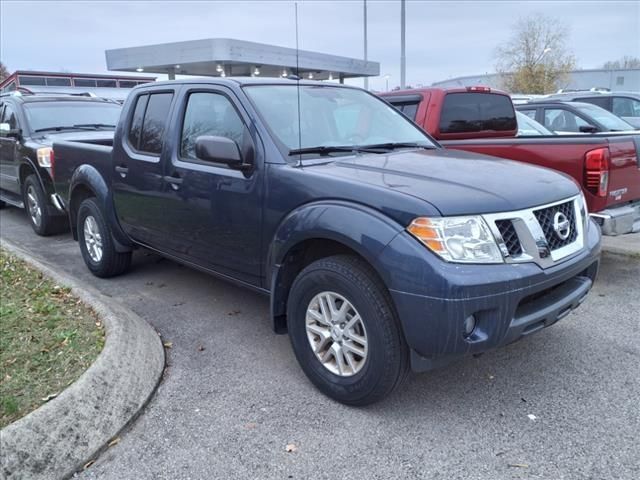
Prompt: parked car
<box><xmin>380</xmin><ymin>87</ymin><xmax>640</xmax><ymax>235</ymax></box>
<box><xmin>51</xmin><ymin>78</ymin><xmax>601</xmax><ymax>405</ymax></box>
<box><xmin>0</xmin><ymin>91</ymin><xmax>121</xmax><ymax>235</ymax></box>
<box><xmin>542</xmin><ymin>91</ymin><xmax>640</xmax><ymax>129</ymax></box>
<box><xmin>516</xmin><ymin>101</ymin><xmax>637</xmax><ymax>134</ymax></box>
<box><xmin>516</xmin><ymin>111</ymin><xmax>555</xmax><ymax>136</ymax></box>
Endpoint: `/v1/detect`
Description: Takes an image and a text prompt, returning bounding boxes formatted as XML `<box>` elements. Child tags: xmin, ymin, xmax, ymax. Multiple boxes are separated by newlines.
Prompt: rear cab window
<box><xmin>439</xmin><ymin>92</ymin><xmax>516</xmax><ymax>136</ymax></box>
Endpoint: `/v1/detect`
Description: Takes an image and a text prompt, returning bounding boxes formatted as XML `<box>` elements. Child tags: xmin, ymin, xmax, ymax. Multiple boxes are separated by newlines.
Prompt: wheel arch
<box><xmin>267</xmin><ymin>201</ymin><xmax>403</xmax><ymax>334</ymax></box>
<box><xmin>68</xmin><ymin>165</ymin><xmax>132</xmax><ymax>251</ymax></box>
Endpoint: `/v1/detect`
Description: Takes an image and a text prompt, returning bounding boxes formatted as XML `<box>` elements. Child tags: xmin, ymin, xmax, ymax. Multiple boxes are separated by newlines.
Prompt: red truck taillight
<box><xmin>585</xmin><ymin>147</ymin><xmax>609</xmax><ymax>197</ymax></box>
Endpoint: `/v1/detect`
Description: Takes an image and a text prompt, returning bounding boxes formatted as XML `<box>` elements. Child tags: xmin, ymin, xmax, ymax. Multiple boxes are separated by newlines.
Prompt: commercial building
<box><xmin>105</xmin><ymin>38</ymin><xmax>379</xmax><ymax>82</ymax></box>
<box><xmin>0</xmin><ymin>70</ymin><xmax>156</xmax><ymax>101</ymax></box>
<box><xmin>432</xmin><ymin>68</ymin><xmax>640</xmax><ymax>92</ymax></box>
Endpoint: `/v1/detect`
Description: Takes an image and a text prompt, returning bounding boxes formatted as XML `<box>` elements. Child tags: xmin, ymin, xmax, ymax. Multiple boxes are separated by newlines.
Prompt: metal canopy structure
<box><xmin>105</xmin><ymin>38</ymin><xmax>379</xmax><ymax>82</ymax></box>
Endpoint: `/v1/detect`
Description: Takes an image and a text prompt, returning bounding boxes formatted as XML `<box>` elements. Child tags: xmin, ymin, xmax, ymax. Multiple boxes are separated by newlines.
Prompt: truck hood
<box><xmin>312</xmin><ymin>148</ymin><xmax>579</xmax><ymax>216</ymax></box>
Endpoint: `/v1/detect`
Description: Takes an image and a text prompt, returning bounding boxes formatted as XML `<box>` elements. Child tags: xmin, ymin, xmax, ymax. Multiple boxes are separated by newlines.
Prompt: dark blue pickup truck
<box><xmin>52</xmin><ymin>78</ymin><xmax>601</xmax><ymax>405</ymax></box>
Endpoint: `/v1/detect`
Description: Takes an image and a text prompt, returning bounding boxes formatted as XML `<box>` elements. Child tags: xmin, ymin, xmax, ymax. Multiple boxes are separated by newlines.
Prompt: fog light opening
<box><xmin>463</xmin><ymin>315</ymin><xmax>477</xmax><ymax>338</ymax></box>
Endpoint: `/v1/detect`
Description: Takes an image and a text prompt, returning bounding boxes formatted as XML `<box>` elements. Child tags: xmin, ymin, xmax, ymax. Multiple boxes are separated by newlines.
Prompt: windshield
<box><xmin>516</xmin><ymin>111</ymin><xmax>554</xmax><ymax>136</ymax></box>
<box><xmin>573</xmin><ymin>103</ymin><xmax>635</xmax><ymax>131</ymax></box>
<box><xmin>244</xmin><ymin>85</ymin><xmax>436</xmax><ymax>154</ymax></box>
<box><xmin>23</xmin><ymin>101</ymin><xmax>122</xmax><ymax>132</ymax></box>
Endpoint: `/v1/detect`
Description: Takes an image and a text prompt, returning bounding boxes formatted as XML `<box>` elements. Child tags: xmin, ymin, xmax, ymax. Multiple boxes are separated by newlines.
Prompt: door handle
<box><xmin>115</xmin><ymin>165</ymin><xmax>129</xmax><ymax>178</ymax></box>
<box><xmin>163</xmin><ymin>175</ymin><xmax>183</xmax><ymax>190</ymax></box>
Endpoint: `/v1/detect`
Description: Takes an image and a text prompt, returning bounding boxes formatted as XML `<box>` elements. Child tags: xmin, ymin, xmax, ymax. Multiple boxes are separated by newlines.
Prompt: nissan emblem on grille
<box><xmin>553</xmin><ymin>212</ymin><xmax>571</xmax><ymax>240</ymax></box>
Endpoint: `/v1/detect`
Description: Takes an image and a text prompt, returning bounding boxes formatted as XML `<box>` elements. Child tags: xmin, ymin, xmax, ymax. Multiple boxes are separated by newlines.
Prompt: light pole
<box><xmin>364</xmin><ymin>0</ymin><xmax>368</xmax><ymax>90</ymax></box>
<box><xmin>532</xmin><ymin>47</ymin><xmax>551</xmax><ymax>93</ymax></box>
<box><xmin>384</xmin><ymin>74</ymin><xmax>391</xmax><ymax>91</ymax></box>
<box><xmin>400</xmin><ymin>0</ymin><xmax>406</xmax><ymax>89</ymax></box>
<box><xmin>533</xmin><ymin>47</ymin><xmax>552</xmax><ymax>65</ymax></box>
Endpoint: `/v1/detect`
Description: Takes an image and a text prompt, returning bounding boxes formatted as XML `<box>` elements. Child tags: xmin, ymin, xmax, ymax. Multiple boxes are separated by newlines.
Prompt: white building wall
<box><xmin>432</xmin><ymin>69</ymin><xmax>640</xmax><ymax>92</ymax></box>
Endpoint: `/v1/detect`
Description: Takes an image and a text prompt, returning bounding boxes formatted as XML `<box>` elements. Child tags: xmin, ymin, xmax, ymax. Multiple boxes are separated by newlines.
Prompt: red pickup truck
<box><xmin>380</xmin><ymin>87</ymin><xmax>640</xmax><ymax>235</ymax></box>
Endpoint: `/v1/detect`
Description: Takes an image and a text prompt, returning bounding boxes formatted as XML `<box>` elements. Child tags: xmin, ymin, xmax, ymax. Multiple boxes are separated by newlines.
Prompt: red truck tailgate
<box><xmin>607</xmin><ymin>136</ymin><xmax>640</xmax><ymax>207</ymax></box>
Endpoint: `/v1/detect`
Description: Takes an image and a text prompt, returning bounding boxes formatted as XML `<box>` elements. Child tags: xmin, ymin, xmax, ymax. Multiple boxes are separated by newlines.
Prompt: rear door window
<box><xmin>543</xmin><ymin>108</ymin><xmax>590</xmax><ymax>133</ymax></box>
<box><xmin>128</xmin><ymin>94</ymin><xmax>148</xmax><ymax>149</ymax></box>
<box><xmin>439</xmin><ymin>93</ymin><xmax>516</xmax><ymax>133</ymax></box>
<box><xmin>400</xmin><ymin>102</ymin><xmax>419</xmax><ymax>120</ymax></box>
<box><xmin>518</xmin><ymin>108</ymin><xmax>537</xmax><ymax>120</ymax></box>
<box><xmin>612</xmin><ymin>97</ymin><xmax>640</xmax><ymax>117</ymax></box>
<box><xmin>127</xmin><ymin>92</ymin><xmax>173</xmax><ymax>155</ymax></box>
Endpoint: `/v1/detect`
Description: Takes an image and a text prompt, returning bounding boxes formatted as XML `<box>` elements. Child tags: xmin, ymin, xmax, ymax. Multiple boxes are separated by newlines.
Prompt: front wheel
<box><xmin>22</xmin><ymin>174</ymin><xmax>65</xmax><ymax>236</ymax></box>
<box><xmin>77</xmin><ymin>198</ymin><xmax>131</xmax><ymax>278</ymax></box>
<box><xmin>287</xmin><ymin>255</ymin><xmax>409</xmax><ymax>406</ymax></box>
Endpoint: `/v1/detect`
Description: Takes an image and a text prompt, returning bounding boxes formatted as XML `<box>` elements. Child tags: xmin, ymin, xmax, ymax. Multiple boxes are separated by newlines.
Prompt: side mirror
<box><xmin>0</xmin><ymin>123</ymin><xmax>21</xmax><ymax>139</ymax></box>
<box><xmin>195</xmin><ymin>136</ymin><xmax>244</xmax><ymax>167</ymax></box>
<box><xmin>579</xmin><ymin>125</ymin><xmax>598</xmax><ymax>134</ymax></box>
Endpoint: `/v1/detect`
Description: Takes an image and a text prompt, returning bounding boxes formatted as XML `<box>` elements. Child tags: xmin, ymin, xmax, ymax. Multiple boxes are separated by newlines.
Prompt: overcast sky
<box><xmin>1</xmin><ymin>0</ymin><xmax>638</xmax><ymax>90</ymax></box>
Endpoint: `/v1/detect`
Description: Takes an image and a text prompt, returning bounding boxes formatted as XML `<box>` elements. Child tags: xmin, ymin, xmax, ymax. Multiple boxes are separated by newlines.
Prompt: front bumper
<box><xmin>378</xmin><ymin>219</ymin><xmax>601</xmax><ymax>372</ymax></box>
<box><xmin>591</xmin><ymin>200</ymin><xmax>640</xmax><ymax>235</ymax></box>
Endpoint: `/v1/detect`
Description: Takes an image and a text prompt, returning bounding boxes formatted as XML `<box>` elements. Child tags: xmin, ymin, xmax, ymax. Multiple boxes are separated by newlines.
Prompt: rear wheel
<box><xmin>22</xmin><ymin>174</ymin><xmax>65</xmax><ymax>236</ymax></box>
<box><xmin>77</xmin><ymin>197</ymin><xmax>131</xmax><ymax>278</ymax></box>
<box><xmin>287</xmin><ymin>255</ymin><xmax>409</xmax><ymax>405</ymax></box>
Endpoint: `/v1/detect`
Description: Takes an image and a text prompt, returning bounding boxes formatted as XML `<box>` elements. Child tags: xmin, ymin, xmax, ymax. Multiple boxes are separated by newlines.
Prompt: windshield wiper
<box><xmin>288</xmin><ymin>142</ymin><xmax>435</xmax><ymax>157</ymax></box>
<box><xmin>289</xmin><ymin>145</ymin><xmax>360</xmax><ymax>156</ymax></box>
<box><xmin>357</xmin><ymin>142</ymin><xmax>434</xmax><ymax>150</ymax></box>
<box><xmin>72</xmin><ymin>123</ymin><xmax>116</xmax><ymax>129</ymax></box>
<box><xmin>34</xmin><ymin>125</ymin><xmax>99</xmax><ymax>133</ymax></box>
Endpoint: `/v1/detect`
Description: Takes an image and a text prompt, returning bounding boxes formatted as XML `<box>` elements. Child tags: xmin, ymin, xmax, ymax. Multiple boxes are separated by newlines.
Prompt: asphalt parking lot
<box><xmin>1</xmin><ymin>207</ymin><xmax>639</xmax><ymax>480</ymax></box>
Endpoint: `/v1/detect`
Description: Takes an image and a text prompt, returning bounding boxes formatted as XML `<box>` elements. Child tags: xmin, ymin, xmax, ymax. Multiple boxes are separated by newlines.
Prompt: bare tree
<box><xmin>0</xmin><ymin>62</ymin><xmax>9</xmax><ymax>82</ymax></box>
<box><xmin>602</xmin><ymin>56</ymin><xmax>640</xmax><ymax>69</ymax></box>
<box><xmin>495</xmin><ymin>14</ymin><xmax>576</xmax><ymax>94</ymax></box>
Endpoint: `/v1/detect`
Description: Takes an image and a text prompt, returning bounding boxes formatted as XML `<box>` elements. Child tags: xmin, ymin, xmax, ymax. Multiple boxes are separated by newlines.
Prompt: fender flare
<box><xmin>18</xmin><ymin>157</ymin><xmax>45</xmax><ymax>190</ymax></box>
<box><xmin>68</xmin><ymin>165</ymin><xmax>133</xmax><ymax>251</ymax></box>
<box><xmin>266</xmin><ymin>200</ymin><xmax>404</xmax><ymax>331</ymax></box>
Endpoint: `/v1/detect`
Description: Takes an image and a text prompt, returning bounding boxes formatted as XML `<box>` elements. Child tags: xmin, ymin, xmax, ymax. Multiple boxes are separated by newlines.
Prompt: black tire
<box><xmin>22</xmin><ymin>174</ymin><xmax>66</xmax><ymax>236</ymax></box>
<box><xmin>287</xmin><ymin>254</ymin><xmax>409</xmax><ymax>406</ymax></box>
<box><xmin>77</xmin><ymin>197</ymin><xmax>131</xmax><ymax>278</ymax></box>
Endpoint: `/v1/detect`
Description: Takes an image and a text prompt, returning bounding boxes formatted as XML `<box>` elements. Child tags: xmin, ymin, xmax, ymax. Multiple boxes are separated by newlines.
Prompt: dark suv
<box><xmin>543</xmin><ymin>91</ymin><xmax>640</xmax><ymax>129</ymax></box>
<box><xmin>0</xmin><ymin>92</ymin><xmax>121</xmax><ymax>235</ymax></box>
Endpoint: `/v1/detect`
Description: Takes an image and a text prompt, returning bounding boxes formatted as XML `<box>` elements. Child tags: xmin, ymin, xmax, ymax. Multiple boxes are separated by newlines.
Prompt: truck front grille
<box><xmin>533</xmin><ymin>200</ymin><xmax>578</xmax><ymax>251</ymax></box>
<box><xmin>495</xmin><ymin>219</ymin><xmax>523</xmax><ymax>256</ymax></box>
<box><xmin>483</xmin><ymin>195</ymin><xmax>585</xmax><ymax>269</ymax></box>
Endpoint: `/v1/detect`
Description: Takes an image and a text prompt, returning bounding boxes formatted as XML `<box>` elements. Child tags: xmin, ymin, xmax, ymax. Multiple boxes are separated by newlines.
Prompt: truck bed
<box><xmin>53</xmin><ymin>137</ymin><xmax>115</xmax><ymax>208</ymax></box>
<box><xmin>441</xmin><ymin>134</ymin><xmax>640</xmax><ymax>214</ymax></box>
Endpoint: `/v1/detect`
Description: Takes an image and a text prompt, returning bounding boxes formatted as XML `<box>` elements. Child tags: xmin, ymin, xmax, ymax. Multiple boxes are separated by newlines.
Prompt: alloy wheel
<box><xmin>305</xmin><ymin>291</ymin><xmax>368</xmax><ymax>376</ymax></box>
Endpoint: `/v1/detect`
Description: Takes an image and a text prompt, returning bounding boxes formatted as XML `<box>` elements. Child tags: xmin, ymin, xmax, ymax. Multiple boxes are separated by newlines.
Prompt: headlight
<box><xmin>407</xmin><ymin>216</ymin><xmax>503</xmax><ymax>264</ymax></box>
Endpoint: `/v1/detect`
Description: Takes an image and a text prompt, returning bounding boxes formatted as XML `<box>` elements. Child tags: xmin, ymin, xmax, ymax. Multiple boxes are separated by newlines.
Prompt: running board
<box><xmin>0</xmin><ymin>190</ymin><xmax>24</xmax><ymax>209</ymax></box>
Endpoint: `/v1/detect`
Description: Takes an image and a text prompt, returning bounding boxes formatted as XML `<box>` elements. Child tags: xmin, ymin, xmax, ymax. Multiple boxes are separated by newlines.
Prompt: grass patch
<box><xmin>0</xmin><ymin>248</ymin><xmax>104</xmax><ymax>428</ymax></box>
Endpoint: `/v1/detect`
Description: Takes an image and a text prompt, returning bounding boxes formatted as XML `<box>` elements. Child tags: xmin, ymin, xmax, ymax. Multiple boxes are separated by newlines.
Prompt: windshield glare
<box><xmin>574</xmin><ymin>103</ymin><xmax>634</xmax><ymax>131</ymax></box>
<box><xmin>244</xmin><ymin>85</ymin><xmax>435</xmax><ymax>153</ymax></box>
<box><xmin>24</xmin><ymin>101</ymin><xmax>122</xmax><ymax>132</ymax></box>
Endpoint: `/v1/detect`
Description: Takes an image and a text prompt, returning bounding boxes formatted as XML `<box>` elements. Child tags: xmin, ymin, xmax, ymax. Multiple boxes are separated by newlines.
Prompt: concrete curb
<box><xmin>0</xmin><ymin>240</ymin><xmax>165</xmax><ymax>480</ymax></box>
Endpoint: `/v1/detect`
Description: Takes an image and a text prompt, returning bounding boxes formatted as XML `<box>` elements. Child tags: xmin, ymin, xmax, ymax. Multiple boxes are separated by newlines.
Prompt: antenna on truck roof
<box><xmin>294</xmin><ymin>2</ymin><xmax>303</xmax><ymax>164</ymax></box>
